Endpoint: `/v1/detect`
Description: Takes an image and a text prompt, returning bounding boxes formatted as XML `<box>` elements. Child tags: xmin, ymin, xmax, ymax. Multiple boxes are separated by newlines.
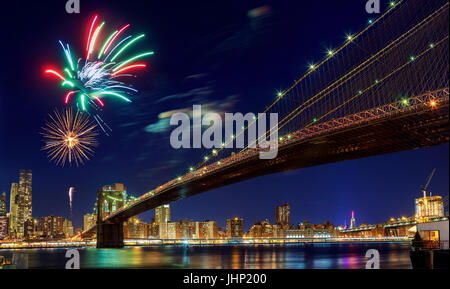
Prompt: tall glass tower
<box><xmin>17</xmin><ymin>170</ymin><xmax>32</xmax><ymax>237</ymax></box>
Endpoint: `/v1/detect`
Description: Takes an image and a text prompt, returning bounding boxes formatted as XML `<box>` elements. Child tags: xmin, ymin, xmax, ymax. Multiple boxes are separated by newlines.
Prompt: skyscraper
<box><xmin>226</xmin><ymin>217</ymin><xmax>243</xmax><ymax>238</ymax></box>
<box><xmin>350</xmin><ymin>211</ymin><xmax>356</xmax><ymax>229</ymax></box>
<box><xmin>0</xmin><ymin>192</ymin><xmax>6</xmax><ymax>215</ymax></box>
<box><xmin>276</xmin><ymin>203</ymin><xmax>290</xmax><ymax>229</ymax></box>
<box><xmin>155</xmin><ymin>204</ymin><xmax>170</xmax><ymax>224</ymax></box>
<box><xmin>9</xmin><ymin>182</ymin><xmax>19</xmax><ymax>236</ymax></box>
<box><xmin>63</xmin><ymin>219</ymin><xmax>74</xmax><ymax>238</ymax></box>
<box><xmin>0</xmin><ymin>192</ymin><xmax>7</xmax><ymax>240</ymax></box>
<box><xmin>17</xmin><ymin>170</ymin><xmax>32</xmax><ymax>237</ymax></box>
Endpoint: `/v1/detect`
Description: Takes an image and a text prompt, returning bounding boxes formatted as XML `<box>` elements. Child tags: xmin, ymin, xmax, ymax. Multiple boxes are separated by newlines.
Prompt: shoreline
<box><xmin>0</xmin><ymin>237</ymin><xmax>411</xmax><ymax>249</ymax></box>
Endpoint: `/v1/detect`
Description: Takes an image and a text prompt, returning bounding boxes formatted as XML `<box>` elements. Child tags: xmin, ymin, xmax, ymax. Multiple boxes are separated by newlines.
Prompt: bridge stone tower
<box><xmin>96</xmin><ymin>184</ymin><xmax>127</xmax><ymax>248</ymax></box>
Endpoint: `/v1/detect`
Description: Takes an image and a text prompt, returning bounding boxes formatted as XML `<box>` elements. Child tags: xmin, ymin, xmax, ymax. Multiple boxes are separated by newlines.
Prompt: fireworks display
<box><xmin>44</xmin><ymin>15</ymin><xmax>152</xmax><ymax>114</ymax></box>
<box><xmin>41</xmin><ymin>108</ymin><xmax>98</xmax><ymax>166</ymax></box>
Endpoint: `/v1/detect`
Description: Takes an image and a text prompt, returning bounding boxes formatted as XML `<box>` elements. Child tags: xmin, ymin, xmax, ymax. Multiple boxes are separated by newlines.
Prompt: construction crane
<box><xmin>420</xmin><ymin>168</ymin><xmax>436</xmax><ymax>198</ymax></box>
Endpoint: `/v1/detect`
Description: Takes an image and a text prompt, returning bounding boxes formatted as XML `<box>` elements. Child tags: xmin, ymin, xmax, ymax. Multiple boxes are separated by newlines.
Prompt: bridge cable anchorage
<box><xmin>191</xmin><ymin>0</ymin><xmax>407</xmax><ymax>170</ymax></box>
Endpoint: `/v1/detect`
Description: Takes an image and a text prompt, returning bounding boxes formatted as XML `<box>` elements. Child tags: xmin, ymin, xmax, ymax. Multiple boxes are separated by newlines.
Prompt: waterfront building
<box><xmin>415</xmin><ymin>195</ymin><xmax>444</xmax><ymax>219</ymax></box>
<box><xmin>17</xmin><ymin>170</ymin><xmax>32</xmax><ymax>237</ymax></box>
<box><xmin>149</xmin><ymin>218</ymin><xmax>159</xmax><ymax>238</ymax></box>
<box><xmin>217</xmin><ymin>227</ymin><xmax>226</xmax><ymax>239</ymax></box>
<box><xmin>0</xmin><ymin>192</ymin><xmax>7</xmax><ymax>240</ymax></box>
<box><xmin>227</xmin><ymin>217</ymin><xmax>243</xmax><ymax>238</ymax></box>
<box><xmin>205</xmin><ymin>220</ymin><xmax>218</xmax><ymax>239</ymax></box>
<box><xmin>0</xmin><ymin>192</ymin><xmax>6</xmax><ymax>215</ymax></box>
<box><xmin>83</xmin><ymin>213</ymin><xmax>96</xmax><ymax>231</ymax></box>
<box><xmin>179</xmin><ymin>218</ymin><xmax>195</xmax><ymax>239</ymax></box>
<box><xmin>155</xmin><ymin>204</ymin><xmax>170</xmax><ymax>239</ymax></box>
<box><xmin>9</xmin><ymin>183</ymin><xmax>19</xmax><ymax>237</ymax></box>
<box><xmin>155</xmin><ymin>204</ymin><xmax>170</xmax><ymax>224</ymax></box>
<box><xmin>63</xmin><ymin>219</ymin><xmax>74</xmax><ymax>238</ymax></box>
<box><xmin>124</xmin><ymin>217</ymin><xmax>149</xmax><ymax>239</ymax></box>
<box><xmin>167</xmin><ymin>221</ymin><xmax>181</xmax><ymax>239</ymax></box>
<box><xmin>286</xmin><ymin>220</ymin><xmax>336</xmax><ymax>238</ymax></box>
<box><xmin>159</xmin><ymin>221</ymin><xmax>168</xmax><ymax>239</ymax></box>
<box><xmin>38</xmin><ymin>215</ymin><xmax>64</xmax><ymax>239</ymax></box>
<box><xmin>194</xmin><ymin>221</ymin><xmax>208</xmax><ymax>239</ymax></box>
<box><xmin>248</xmin><ymin>219</ymin><xmax>283</xmax><ymax>238</ymax></box>
<box><xmin>24</xmin><ymin>218</ymin><xmax>37</xmax><ymax>238</ymax></box>
<box><xmin>275</xmin><ymin>203</ymin><xmax>290</xmax><ymax>229</ymax></box>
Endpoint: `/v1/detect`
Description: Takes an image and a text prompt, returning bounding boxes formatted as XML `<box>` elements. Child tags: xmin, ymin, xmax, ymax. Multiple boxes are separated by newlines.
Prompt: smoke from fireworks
<box><xmin>44</xmin><ymin>15</ymin><xmax>153</xmax><ymax>133</ymax></box>
<box><xmin>41</xmin><ymin>108</ymin><xmax>98</xmax><ymax>166</ymax></box>
<box><xmin>68</xmin><ymin>187</ymin><xmax>75</xmax><ymax>216</ymax></box>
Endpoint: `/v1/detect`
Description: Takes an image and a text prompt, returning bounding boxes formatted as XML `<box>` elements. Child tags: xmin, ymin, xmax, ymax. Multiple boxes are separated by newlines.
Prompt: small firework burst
<box><xmin>41</xmin><ymin>108</ymin><xmax>98</xmax><ymax>166</ymax></box>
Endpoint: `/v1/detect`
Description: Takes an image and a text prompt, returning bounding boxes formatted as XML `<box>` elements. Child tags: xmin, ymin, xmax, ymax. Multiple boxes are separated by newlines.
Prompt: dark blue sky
<box><xmin>0</xmin><ymin>0</ymin><xmax>448</xmax><ymax>230</ymax></box>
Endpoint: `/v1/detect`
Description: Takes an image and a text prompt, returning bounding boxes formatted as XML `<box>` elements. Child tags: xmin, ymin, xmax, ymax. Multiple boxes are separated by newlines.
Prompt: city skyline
<box><xmin>1</xmin><ymin>169</ymin><xmax>447</xmax><ymax>238</ymax></box>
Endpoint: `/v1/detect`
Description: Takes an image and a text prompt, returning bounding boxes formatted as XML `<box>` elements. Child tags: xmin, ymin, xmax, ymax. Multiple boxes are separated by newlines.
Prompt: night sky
<box><xmin>0</xmin><ymin>0</ymin><xmax>448</xmax><ymax>231</ymax></box>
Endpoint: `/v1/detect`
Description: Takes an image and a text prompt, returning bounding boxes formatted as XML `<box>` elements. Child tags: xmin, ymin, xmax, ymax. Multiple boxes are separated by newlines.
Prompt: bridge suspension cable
<box><xmin>191</xmin><ymin>0</ymin><xmax>406</xmax><ymax>170</ymax></box>
<box><xmin>241</xmin><ymin>4</ymin><xmax>449</xmax><ymax>153</ymax></box>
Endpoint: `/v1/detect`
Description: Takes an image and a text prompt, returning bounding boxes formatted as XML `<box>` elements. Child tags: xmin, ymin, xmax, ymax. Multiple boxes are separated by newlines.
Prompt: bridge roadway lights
<box><xmin>96</xmin><ymin>221</ymin><xmax>124</xmax><ymax>248</ymax></box>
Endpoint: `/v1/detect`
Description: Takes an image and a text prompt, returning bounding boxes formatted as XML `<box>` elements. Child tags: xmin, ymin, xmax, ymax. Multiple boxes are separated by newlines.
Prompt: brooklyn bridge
<box><xmin>78</xmin><ymin>0</ymin><xmax>449</xmax><ymax>247</ymax></box>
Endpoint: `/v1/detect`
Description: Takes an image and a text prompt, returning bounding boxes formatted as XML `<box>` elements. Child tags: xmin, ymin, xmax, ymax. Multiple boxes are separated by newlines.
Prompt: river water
<box><xmin>0</xmin><ymin>242</ymin><xmax>412</xmax><ymax>269</ymax></box>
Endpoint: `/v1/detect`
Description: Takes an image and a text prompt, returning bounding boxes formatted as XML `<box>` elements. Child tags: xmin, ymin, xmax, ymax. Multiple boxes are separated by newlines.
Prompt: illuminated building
<box><xmin>156</xmin><ymin>204</ymin><xmax>170</xmax><ymax>239</ymax></box>
<box><xmin>194</xmin><ymin>221</ymin><xmax>209</xmax><ymax>239</ymax></box>
<box><xmin>24</xmin><ymin>218</ymin><xmax>36</xmax><ymax>238</ymax></box>
<box><xmin>193</xmin><ymin>220</ymin><xmax>217</xmax><ymax>239</ymax></box>
<box><xmin>74</xmin><ymin>227</ymin><xmax>82</xmax><ymax>235</ymax></box>
<box><xmin>350</xmin><ymin>211</ymin><xmax>356</xmax><ymax>229</ymax></box>
<box><xmin>83</xmin><ymin>213</ymin><xmax>96</xmax><ymax>231</ymax></box>
<box><xmin>415</xmin><ymin>196</ymin><xmax>444</xmax><ymax>219</ymax></box>
<box><xmin>63</xmin><ymin>219</ymin><xmax>74</xmax><ymax>238</ymax></box>
<box><xmin>179</xmin><ymin>218</ymin><xmax>195</xmax><ymax>239</ymax></box>
<box><xmin>275</xmin><ymin>203</ymin><xmax>290</xmax><ymax>229</ymax></box>
<box><xmin>149</xmin><ymin>218</ymin><xmax>159</xmax><ymax>238</ymax></box>
<box><xmin>159</xmin><ymin>222</ymin><xmax>168</xmax><ymax>239</ymax></box>
<box><xmin>38</xmin><ymin>215</ymin><xmax>65</xmax><ymax>239</ymax></box>
<box><xmin>0</xmin><ymin>192</ymin><xmax>6</xmax><ymax>216</ymax></box>
<box><xmin>207</xmin><ymin>221</ymin><xmax>218</xmax><ymax>239</ymax></box>
<box><xmin>155</xmin><ymin>204</ymin><xmax>170</xmax><ymax>224</ymax></box>
<box><xmin>0</xmin><ymin>192</ymin><xmax>7</xmax><ymax>240</ymax></box>
<box><xmin>9</xmin><ymin>182</ymin><xmax>19</xmax><ymax>237</ymax></box>
<box><xmin>98</xmin><ymin>183</ymin><xmax>127</xmax><ymax>218</ymax></box>
<box><xmin>286</xmin><ymin>220</ymin><xmax>336</xmax><ymax>238</ymax></box>
<box><xmin>17</xmin><ymin>170</ymin><xmax>32</xmax><ymax>237</ymax></box>
<box><xmin>226</xmin><ymin>217</ymin><xmax>243</xmax><ymax>238</ymax></box>
<box><xmin>167</xmin><ymin>221</ymin><xmax>181</xmax><ymax>239</ymax></box>
<box><xmin>124</xmin><ymin>217</ymin><xmax>149</xmax><ymax>239</ymax></box>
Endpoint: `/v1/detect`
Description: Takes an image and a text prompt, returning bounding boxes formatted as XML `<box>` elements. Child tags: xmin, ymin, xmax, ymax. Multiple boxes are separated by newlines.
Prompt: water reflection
<box><xmin>0</xmin><ymin>242</ymin><xmax>412</xmax><ymax>269</ymax></box>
